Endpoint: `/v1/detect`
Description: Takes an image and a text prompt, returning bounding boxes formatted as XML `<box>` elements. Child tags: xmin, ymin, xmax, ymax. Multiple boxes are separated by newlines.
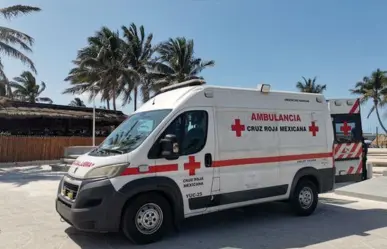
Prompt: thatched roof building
<box><xmin>0</xmin><ymin>97</ymin><xmax>126</xmax><ymax>121</ymax></box>
<box><xmin>0</xmin><ymin>97</ymin><xmax>127</xmax><ymax>136</ymax></box>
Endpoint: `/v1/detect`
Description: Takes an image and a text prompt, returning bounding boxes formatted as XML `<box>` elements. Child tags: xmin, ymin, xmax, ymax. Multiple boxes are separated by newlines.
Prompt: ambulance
<box><xmin>55</xmin><ymin>80</ymin><xmax>364</xmax><ymax>244</ymax></box>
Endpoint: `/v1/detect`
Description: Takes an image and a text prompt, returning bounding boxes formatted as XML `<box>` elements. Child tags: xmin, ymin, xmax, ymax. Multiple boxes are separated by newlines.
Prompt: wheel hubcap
<box><xmin>135</xmin><ymin>203</ymin><xmax>163</xmax><ymax>235</ymax></box>
<box><xmin>298</xmin><ymin>187</ymin><xmax>313</xmax><ymax>209</ymax></box>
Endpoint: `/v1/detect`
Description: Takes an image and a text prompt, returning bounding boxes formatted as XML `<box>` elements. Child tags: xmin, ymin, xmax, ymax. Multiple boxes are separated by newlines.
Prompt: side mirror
<box><xmin>160</xmin><ymin>134</ymin><xmax>179</xmax><ymax>160</ymax></box>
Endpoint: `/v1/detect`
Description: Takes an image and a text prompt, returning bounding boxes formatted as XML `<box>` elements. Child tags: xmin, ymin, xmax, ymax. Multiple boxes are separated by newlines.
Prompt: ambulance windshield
<box><xmin>91</xmin><ymin>109</ymin><xmax>172</xmax><ymax>155</ymax></box>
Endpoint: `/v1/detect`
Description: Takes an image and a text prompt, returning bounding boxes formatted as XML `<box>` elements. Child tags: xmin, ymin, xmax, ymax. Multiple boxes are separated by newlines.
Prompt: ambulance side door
<box><xmin>213</xmin><ymin>108</ymin><xmax>281</xmax><ymax>211</ymax></box>
<box><xmin>332</xmin><ymin>113</ymin><xmax>363</xmax><ymax>183</ymax></box>
<box><xmin>147</xmin><ymin>107</ymin><xmax>217</xmax><ymax>216</ymax></box>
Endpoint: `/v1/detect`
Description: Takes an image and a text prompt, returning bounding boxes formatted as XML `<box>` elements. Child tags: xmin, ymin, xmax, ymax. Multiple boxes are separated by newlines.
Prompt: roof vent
<box><xmin>160</xmin><ymin>79</ymin><xmax>206</xmax><ymax>93</ymax></box>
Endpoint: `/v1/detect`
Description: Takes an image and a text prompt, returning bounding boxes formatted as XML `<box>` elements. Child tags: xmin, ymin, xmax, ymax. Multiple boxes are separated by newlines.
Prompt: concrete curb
<box><xmin>0</xmin><ymin>160</ymin><xmax>60</xmax><ymax>168</ymax></box>
<box><xmin>335</xmin><ymin>189</ymin><xmax>387</xmax><ymax>203</ymax></box>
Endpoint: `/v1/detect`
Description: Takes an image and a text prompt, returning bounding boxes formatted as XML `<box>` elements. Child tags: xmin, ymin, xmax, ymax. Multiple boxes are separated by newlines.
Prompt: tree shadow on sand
<box><xmin>0</xmin><ymin>166</ymin><xmax>64</xmax><ymax>186</ymax></box>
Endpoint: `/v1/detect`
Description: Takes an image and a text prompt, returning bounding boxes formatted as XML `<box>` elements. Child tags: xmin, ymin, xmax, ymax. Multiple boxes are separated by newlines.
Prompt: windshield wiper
<box><xmin>99</xmin><ymin>148</ymin><xmax>124</xmax><ymax>154</ymax></box>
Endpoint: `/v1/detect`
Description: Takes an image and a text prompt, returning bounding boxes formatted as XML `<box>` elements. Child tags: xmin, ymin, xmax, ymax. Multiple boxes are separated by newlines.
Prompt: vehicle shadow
<box><xmin>65</xmin><ymin>197</ymin><xmax>387</xmax><ymax>249</ymax></box>
<box><xmin>0</xmin><ymin>166</ymin><xmax>64</xmax><ymax>186</ymax></box>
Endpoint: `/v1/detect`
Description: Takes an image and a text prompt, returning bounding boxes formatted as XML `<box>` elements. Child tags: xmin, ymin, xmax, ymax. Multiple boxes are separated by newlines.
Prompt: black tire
<box><xmin>121</xmin><ymin>193</ymin><xmax>172</xmax><ymax>244</ymax></box>
<box><xmin>290</xmin><ymin>179</ymin><xmax>318</xmax><ymax>216</ymax></box>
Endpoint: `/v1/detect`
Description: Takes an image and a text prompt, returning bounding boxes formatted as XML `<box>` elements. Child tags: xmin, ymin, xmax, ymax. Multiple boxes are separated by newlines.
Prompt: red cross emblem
<box><xmin>184</xmin><ymin>156</ymin><xmax>201</xmax><ymax>176</ymax></box>
<box><xmin>308</xmin><ymin>121</ymin><xmax>319</xmax><ymax>136</ymax></box>
<box><xmin>340</xmin><ymin>121</ymin><xmax>351</xmax><ymax>136</ymax></box>
<box><xmin>231</xmin><ymin>119</ymin><xmax>245</xmax><ymax>137</ymax></box>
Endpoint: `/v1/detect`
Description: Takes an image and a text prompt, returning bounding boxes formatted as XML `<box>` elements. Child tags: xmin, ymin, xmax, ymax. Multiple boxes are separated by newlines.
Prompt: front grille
<box><xmin>61</xmin><ymin>180</ymin><xmax>80</xmax><ymax>201</ymax></box>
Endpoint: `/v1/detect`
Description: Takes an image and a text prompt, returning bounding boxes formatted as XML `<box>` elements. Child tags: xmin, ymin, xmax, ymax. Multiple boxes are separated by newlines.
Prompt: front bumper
<box><xmin>55</xmin><ymin>175</ymin><xmax>126</xmax><ymax>232</ymax></box>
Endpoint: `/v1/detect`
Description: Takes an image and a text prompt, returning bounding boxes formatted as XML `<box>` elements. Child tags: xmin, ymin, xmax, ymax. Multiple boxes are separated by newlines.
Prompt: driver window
<box><xmin>148</xmin><ymin>110</ymin><xmax>208</xmax><ymax>159</ymax></box>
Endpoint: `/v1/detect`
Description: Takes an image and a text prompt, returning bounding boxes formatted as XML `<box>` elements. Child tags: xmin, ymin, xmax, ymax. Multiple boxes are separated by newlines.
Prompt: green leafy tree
<box><xmin>69</xmin><ymin>97</ymin><xmax>86</xmax><ymax>107</ymax></box>
<box><xmin>64</xmin><ymin>27</ymin><xmax>137</xmax><ymax>111</ymax></box>
<box><xmin>121</xmin><ymin>23</ymin><xmax>155</xmax><ymax>110</ymax></box>
<box><xmin>151</xmin><ymin>37</ymin><xmax>215</xmax><ymax>88</ymax></box>
<box><xmin>350</xmin><ymin>69</ymin><xmax>387</xmax><ymax>133</ymax></box>
<box><xmin>10</xmin><ymin>71</ymin><xmax>51</xmax><ymax>103</ymax></box>
<box><xmin>296</xmin><ymin>76</ymin><xmax>327</xmax><ymax>93</ymax></box>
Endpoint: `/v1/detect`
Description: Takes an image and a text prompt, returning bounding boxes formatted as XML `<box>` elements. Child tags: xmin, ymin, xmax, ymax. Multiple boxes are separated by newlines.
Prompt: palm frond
<box><xmin>0</xmin><ymin>5</ymin><xmax>41</xmax><ymax>20</ymax></box>
<box><xmin>36</xmin><ymin>97</ymin><xmax>52</xmax><ymax>104</ymax></box>
<box><xmin>0</xmin><ymin>26</ymin><xmax>34</xmax><ymax>48</ymax></box>
<box><xmin>0</xmin><ymin>41</ymin><xmax>36</xmax><ymax>73</ymax></box>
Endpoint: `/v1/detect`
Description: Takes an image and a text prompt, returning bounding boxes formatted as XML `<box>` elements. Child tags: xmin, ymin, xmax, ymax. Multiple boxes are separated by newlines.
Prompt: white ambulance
<box><xmin>56</xmin><ymin>80</ymin><xmax>363</xmax><ymax>244</ymax></box>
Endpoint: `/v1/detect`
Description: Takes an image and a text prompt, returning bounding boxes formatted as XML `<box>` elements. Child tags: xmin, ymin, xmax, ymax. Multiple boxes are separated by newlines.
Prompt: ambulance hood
<box><xmin>67</xmin><ymin>152</ymin><xmax>130</xmax><ymax>179</ymax></box>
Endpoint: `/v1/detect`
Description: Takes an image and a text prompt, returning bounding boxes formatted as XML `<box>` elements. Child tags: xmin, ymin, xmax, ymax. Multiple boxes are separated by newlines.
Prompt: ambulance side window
<box><xmin>332</xmin><ymin>114</ymin><xmax>362</xmax><ymax>143</ymax></box>
<box><xmin>148</xmin><ymin>110</ymin><xmax>208</xmax><ymax>159</ymax></box>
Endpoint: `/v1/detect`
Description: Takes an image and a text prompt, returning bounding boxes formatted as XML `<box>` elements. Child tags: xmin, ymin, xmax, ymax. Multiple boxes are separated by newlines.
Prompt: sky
<box><xmin>2</xmin><ymin>0</ymin><xmax>387</xmax><ymax>134</ymax></box>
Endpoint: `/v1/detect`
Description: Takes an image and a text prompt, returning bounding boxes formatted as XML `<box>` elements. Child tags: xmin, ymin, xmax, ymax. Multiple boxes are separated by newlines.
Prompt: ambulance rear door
<box><xmin>328</xmin><ymin>98</ymin><xmax>364</xmax><ymax>183</ymax></box>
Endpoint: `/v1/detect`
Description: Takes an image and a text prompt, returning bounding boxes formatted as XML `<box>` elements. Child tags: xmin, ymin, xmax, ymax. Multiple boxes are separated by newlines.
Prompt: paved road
<box><xmin>2</xmin><ymin>166</ymin><xmax>387</xmax><ymax>249</ymax></box>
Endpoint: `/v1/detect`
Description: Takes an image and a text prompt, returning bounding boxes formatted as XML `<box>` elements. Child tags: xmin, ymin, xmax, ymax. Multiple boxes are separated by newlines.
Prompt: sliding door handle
<box><xmin>204</xmin><ymin>153</ymin><xmax>212</xmax><ymax>167</ymax></box>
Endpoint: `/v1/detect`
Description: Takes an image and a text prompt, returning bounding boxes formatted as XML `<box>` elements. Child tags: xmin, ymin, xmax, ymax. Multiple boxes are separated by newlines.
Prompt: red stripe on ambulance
<box><xmin>356</xmin><ymin>160</ymin><xmax>363</xmax><ymax>174</ymax></box>
<box><xmin>121</xmin><ymin>164</ymin><xmax>178</xmax><ymax>176</ymax></box>
<box><xmin>212</xmin><ymin>152</ymin><xmax>332</xmax><ymax>167</ymax></box>
<box><xmin>347</xmin><ymin>166</ymin><xmax>354</xmax><ymax>174</ymax></box>
<box><xmin>349</xmin><ymin>99</ymin><xmax>360</xmax><ymax>114</ymax></box>
<box><xmin>121</xmin><ymin>152</ymin><xmax>333</xmax><ymax>175</ymax></box>
<box><xmin>333</xmin><ymin>143</ymin><xmax>362</xmax><ymax>159</ymax></box>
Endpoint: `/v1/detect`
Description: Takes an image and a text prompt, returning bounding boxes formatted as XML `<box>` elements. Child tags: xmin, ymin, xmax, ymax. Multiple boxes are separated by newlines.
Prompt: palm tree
<box><xmin>151</xmin><ymin>37</ymin><xmax>215</xmax><ymax>88</ymax></box>
<box><xmin>10</xmin><ymin>71</ymin><xmax>51</xmax><ymax>103</ymax></box>
<box><xmin>350</xmin><ymin>69</ymin><xmax>387</xmax><ymax>133</ymax></box>
<box><xmin>64</xmin><ymin>57</ymin><xmax>111</xmax><ymax>108</ymax></box>
<box><xmin>0</xmin><ymin>5</ymin><xmax>41</xmax><ymax>99</ymax></box>
<box><xmin>296</xmin><ymin>76</ymin><xmax>327</xmax><ymax>93</ymax></box>
<box><xmin>64</xmin><ymin>27</ymin><xmax>137</xmax><ymax>111</ymax></box>
<box><xmin>121</xmin><ymin>23</ymin><xmax>155</xmax><ymax>111</ymax></box>
<box><xmin>69</xmin><ymin>97</ymin><xmax>86</xmax><ymax>107</ymax></box>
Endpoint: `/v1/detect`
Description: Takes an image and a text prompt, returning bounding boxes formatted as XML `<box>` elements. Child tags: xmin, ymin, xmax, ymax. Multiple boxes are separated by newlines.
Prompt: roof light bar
<box><xmin>160</xmin><ymin>79</ymin><xmax>206</xmax><ymax>93</ymax></box>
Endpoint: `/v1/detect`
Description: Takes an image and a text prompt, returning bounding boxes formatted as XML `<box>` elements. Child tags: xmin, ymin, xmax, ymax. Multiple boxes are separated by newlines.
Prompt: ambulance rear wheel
<box><xmin>121</xmin><ymin>193</ymin><xmax>172</xmax><ymax>244</ymax></box>
<box><xmin>290</xmin><ymin>179</ymin><xmax>318</xmax><ymax>216</ymax></box>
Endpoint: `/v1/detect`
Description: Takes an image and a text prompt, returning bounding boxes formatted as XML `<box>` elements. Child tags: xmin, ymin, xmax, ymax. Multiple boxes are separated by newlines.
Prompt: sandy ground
<box><xmin>2</xmin><ymin>166</ymin><xmax>387</xmax><ymax>249</ymax></box>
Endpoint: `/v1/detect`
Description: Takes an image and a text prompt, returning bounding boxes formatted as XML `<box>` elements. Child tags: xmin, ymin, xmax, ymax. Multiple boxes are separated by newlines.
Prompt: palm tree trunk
<box><xmin>5</xmin><ymin>78</ymin><xmax>13</xmax><ymax>100</ymax></box>
<box><xmin>134</xmin><ymin>86</ymin><xmax>138</xmax><ymax>111</ymax></box>
<box><xmin>112</xmin><ymin>92</ymin><xmax>116</xmax><ymax>111</ymax></box>
<box><xmin>30</xmin><ymin>95</ymin><xmax>35</xmax><ymax>103</ymax></box>
<box><xmin>106</xmin><ymin>99</ymin><xmax>110</xmax><ymax>110</ymax></box>
<box><xmin>111</xmin><ymin>83</ymin><xmax>117</xmax><ymax>111</ymax></box>
<box><xmin>375</xmin><ymin>104</ymin><xmax>387</xmax><ymax>134</ymax></box>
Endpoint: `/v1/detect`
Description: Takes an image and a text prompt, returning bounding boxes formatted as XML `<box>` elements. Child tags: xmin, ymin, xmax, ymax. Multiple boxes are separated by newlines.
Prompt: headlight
<box><xmin>84</xmin><ymin>163</ymin><xmax>129</xmax><ymax>179</ymax></box>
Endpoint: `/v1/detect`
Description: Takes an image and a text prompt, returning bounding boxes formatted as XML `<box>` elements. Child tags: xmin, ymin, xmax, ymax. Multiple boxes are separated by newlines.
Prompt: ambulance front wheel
<box><xmin>290</xmin><ymin>179</ymin><xmax>318</xmax><ymax>216</ymax></box>
<box><xmin>121</xmin><ymin>193</ymin><xmax>172</xmax><ymax>244</ymax></box>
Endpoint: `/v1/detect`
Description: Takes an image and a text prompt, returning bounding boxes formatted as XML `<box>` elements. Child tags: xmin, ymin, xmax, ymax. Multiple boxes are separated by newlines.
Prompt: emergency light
<box><xmin>259</xmin><ymin>84</ymin><xmax>271</xmax><ymax>93</ymax></box>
